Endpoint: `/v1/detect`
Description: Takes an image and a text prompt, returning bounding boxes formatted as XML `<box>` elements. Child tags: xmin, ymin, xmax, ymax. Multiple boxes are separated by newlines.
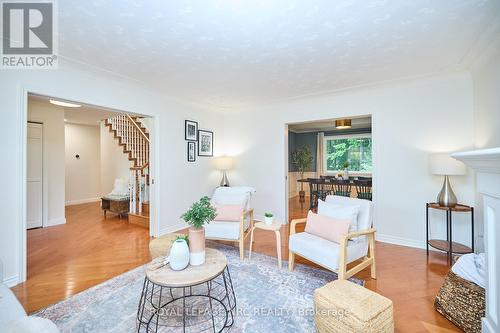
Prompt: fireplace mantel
<box><xmin>452</xmin><ymin>147</ymin><xmax>500</xmax><ymax>175</ymax></box>
<box><xmin>452</xmin><ymin>147</ymin><xmax>500</xmax><ymax>333</ymax></box>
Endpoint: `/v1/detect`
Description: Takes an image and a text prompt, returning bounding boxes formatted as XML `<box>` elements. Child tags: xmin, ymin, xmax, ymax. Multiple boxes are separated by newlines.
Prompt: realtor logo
<box><xmin>1</xmin><ymin>1</ymin><xmax>58</xmax><ymax>68</ymax></box>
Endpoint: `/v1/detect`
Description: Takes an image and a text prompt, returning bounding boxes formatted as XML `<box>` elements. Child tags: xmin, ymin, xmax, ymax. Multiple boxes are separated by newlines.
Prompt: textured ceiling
<box><xmin>58</xmin><ymin>0</ymin><xmax>500</xmax><ymax>110</ymax></box>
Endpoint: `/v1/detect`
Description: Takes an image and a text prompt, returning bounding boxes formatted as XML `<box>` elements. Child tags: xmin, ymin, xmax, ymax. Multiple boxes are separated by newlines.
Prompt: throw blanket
<box><xmin>452</xmin><ymin>253</ymin><xmax>486</xmax><ymax>288</ymax></box>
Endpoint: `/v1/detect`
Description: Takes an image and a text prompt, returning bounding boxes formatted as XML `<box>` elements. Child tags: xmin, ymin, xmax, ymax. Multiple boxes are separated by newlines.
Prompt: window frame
<box><xmin>323</xmin><ymin>133</ymin><xmax>373</xmax><ymax>176</ymax></box>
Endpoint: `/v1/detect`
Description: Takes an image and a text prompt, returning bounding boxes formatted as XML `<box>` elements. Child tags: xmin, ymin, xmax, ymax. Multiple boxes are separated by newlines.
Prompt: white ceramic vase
<box><xmin>264</xmin><ymin>216</ymin><xmax>274</xmax><ymax>225</ymax></box>
<box><xmin>168</xmin><ymin>239</ymin><xmax>190</xmax><ymax>271</ymax></box>
<box><xmin>343</xmin><ymin>168</ymin><xmax>349</xmax><ymax>180</ymax></box>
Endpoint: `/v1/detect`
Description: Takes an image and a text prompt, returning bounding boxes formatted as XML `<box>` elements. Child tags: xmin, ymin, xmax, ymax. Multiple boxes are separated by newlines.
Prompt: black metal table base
<box><xmin>136</xmin><ymin>267</ymin><xmax>236</xmax><ymax>333</ymax></box>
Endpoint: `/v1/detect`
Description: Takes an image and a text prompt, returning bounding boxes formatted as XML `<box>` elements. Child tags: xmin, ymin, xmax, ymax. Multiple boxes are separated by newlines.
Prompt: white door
<box><xmin>27</xmin><ymin>123</ymin><xmax>43</xmax><ymax>229</ymax></box>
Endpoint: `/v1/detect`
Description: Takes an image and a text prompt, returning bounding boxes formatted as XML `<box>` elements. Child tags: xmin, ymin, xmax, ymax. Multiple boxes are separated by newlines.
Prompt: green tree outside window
<box><xmin>325</xmin><ymin>137</ymin><xmax>372</xmax><ymax>172</ymax></box>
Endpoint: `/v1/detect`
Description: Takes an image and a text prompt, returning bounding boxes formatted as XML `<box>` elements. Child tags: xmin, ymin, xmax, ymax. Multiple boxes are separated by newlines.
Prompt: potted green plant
<box><xmin>181</xmin><ymin>196</ymin><xmax>217</xmax><ymax>266</ymax></box>
<box><xmin>342</xmin><ymin>161</ymin><xmax>350</xmax><ymax>180</ymax></box>
<box><xmin>264</xmin><ymin>212</ymin><xmax>274</xmax><ymax>225</ymax></box>
<box><xmin>292</xmin><ymin>146</ymin><xmax>313</xmax><ymax>201</ymax></box>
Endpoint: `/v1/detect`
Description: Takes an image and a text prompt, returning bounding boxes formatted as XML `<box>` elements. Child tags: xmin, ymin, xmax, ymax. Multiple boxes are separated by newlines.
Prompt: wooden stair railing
<box><xmin>105</xmin><ymin>114</ymin><xmax>150</xmax><ymax>219</ymax></box>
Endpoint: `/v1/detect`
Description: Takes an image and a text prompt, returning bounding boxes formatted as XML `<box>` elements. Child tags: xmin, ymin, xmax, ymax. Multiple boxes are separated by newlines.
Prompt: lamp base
<box><xmin>437</xmin><ymin>175</ymin><xmax>457</xmax><ymax>207</ymax></box>
<box><xmin>220</xmin><ymin>171</ymin><xmax>230</xmax><ymax>187</ymax></box>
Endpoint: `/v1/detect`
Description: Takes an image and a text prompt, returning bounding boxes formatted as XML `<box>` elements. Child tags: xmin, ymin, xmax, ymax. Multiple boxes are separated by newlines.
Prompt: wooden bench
<box><xmin>101</xmin><ymin>195</ymin><xmax>129</xmax><ymax>219</ymax></box>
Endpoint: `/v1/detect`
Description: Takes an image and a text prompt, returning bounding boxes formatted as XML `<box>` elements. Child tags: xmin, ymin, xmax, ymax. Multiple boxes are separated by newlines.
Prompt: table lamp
<box><xmin>429</xmin><ymin>153</ymin><xmax>466</xmax><ymax>207</ymax></box>
<box><xmin>214</xmin><ymin>156</ymin><xmax>233</xmax><ymax>187</ymax></box>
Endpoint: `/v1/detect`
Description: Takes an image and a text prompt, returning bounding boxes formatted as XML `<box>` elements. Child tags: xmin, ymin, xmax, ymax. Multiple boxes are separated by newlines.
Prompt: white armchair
<box><xmin>288</xmin><ymin>195</ymin><xmax>376</xmax><ymax>280</ymax></box>
<box><xmin>205</xmin><ymin>187</ymin><xmax>255</xmax><ymax>260</ymax></box>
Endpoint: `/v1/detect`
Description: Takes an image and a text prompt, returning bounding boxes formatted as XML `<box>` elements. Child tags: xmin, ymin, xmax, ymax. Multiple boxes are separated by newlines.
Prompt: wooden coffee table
<box><xmin>136</xmin><ymin>248</ymin><xmax>236</xmax><ymax>332</ymax></box>
<box><xmin>248</xmin><ymin>220</ymin><xmax>282</xmax><ymax>269</ymax></box>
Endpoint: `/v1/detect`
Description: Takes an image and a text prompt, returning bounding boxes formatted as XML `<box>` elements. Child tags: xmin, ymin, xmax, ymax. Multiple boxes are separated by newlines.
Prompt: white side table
<box><xmin>248</xmin><ymin>220</ymin><xmax>282</xmax><ymax>269</ymax></box>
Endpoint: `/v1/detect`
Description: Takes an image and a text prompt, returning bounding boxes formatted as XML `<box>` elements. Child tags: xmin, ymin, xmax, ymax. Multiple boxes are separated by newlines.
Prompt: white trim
<box><xmin>65</xmin><ymin>197</ymin><xmax>100</xmax><ymax>206</ymax></box>
<box><xmin>376</xmin><ymin>233</ymin><xmax>426</xmax><ymax>250</ymax></box>
<box><xmin>3</xmin><ymin>275</ymin><xmax>20</xmax><ymax>288</ymax></box>
<box><xmin>323</xmin><ymin>133</ymin><xmax>372</xmax><ymax>140</ymax></box>
<box><xmin>45</xmin><ymin>217</ymin><xmax>66</xmax><ymax>227</ymax></box>
<box><xmin>19</xmin><ymin>89</ymin><xmax>28</xmax><ymax>284</ymax></box>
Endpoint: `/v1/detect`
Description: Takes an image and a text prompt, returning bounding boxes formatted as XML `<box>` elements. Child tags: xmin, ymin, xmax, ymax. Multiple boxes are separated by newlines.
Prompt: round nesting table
<box><xmin>136</xmin><ymin>248</ymin><xmax>236</xmax><ymax>333</ymax></box>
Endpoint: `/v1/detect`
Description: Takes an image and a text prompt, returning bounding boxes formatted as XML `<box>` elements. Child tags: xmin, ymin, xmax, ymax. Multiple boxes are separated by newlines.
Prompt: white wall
<box><xmin>0</xmin><ymin>61</ymin><xmax>223</xmax><ymax>286</ymax></box>
<box><xmin>99</xmin><ymin>122</ymin><xmax>132</xmax><ymax>195</ymax></box>
<box><xmin>223</xmin><ymin>73</ymin><xmax>476</xmax><ymax>250</ymax></box>
<box><xmin>65</xmin><ymin>123</ymin><xmax>101</xmax><ymax>205</ymax></box>
<box><xmin>27</xmin><ymin>100</ymin><xmax>66</xmax><ymax>228</ymax></box>
<box><xmin>472</xmin><ymin>36</ymin><xmax>500</xmax><ymax>149</ymax></box>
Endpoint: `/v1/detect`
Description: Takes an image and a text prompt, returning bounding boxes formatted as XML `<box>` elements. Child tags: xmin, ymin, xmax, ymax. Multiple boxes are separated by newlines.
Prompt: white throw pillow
<box><xmin>213</xmin><ymin>193</ymin><xmax>249</xmax><ymax>210</ymax></box>
<box><xmin>317</xmin><ymin>199</ymin><xmax>360</xmax><ymax>234</ymax></box>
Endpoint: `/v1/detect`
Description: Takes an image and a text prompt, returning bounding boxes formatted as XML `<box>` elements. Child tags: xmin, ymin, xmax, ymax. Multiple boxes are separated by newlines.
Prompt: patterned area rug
<box><xmin>36</xmin><ymin>242</ymin><xmax>364</xmax><ymax>332</ymax></box>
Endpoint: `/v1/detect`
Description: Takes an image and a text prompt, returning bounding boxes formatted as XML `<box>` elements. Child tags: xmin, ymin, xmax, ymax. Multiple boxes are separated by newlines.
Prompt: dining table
<box><xmin>297</xmin><ymin>176</ymin><xmax>372</xmax><ymax>209</ymax></box>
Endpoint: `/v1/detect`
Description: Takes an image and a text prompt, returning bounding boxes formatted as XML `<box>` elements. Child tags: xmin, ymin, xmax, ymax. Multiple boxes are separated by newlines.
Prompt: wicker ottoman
<box><xmin>314</xmin><ymin>280</ymin><xmax>394</xmax><ymax>333</ymax></box>
<box><xmin>435</xmin><ymin>271</ymin><xmax>485</xmax><ymax>333</ymax></box>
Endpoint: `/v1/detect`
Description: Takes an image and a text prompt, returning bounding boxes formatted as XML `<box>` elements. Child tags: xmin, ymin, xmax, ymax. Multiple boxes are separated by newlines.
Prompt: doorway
<box><xmin>286</xmin><ymin>115</ymin><xmax>373</xmax><ymax>221</ymax></box>
<box><xmin>17</xmin><ymin>93</ymin><xmax>158</xmax><ymax>312</ymax></box>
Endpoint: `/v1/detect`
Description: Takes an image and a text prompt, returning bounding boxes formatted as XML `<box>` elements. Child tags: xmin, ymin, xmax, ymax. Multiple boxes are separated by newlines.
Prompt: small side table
<box><xmin>248</xmin><ymin>220</ymin><xmax>282</xmax><ymax>269</ymax></box>
<box><xmin>426</xmin><ymin>203</ymin><xmax>474</xmax><ymax>265</ymax></box>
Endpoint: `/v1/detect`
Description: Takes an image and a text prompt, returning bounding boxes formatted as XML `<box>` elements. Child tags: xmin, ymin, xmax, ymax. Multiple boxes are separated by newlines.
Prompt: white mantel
<box><xmin>452</xmin><ymin>147</ymin><xmax>500</xmax><ymax>333</ymax></box>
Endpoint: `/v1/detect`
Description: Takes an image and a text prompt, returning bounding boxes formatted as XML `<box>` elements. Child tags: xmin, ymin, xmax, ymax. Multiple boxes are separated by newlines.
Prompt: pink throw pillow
<box><xmin>214</xmin><ymin>204</ymin><xmax>244</xmax><ymax>222</ymax></box>
<box><xmin>304</xmin><ymin>211</ymin><xmax>351</xmax><ymax>244</ymax></box>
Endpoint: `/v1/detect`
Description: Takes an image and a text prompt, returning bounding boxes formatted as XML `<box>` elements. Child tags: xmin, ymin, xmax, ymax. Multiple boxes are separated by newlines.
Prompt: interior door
<box><xmin>27</xmin><ymin>122</ymin><xmax>43</xmax><ymax>229</ymax></box>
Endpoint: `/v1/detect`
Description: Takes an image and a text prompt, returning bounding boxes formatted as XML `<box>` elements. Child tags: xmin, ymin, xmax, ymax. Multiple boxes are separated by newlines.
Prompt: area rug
<box><xmin>35</xmin><ymin>242</ymin><xmax>364</xmax><ymax>332</ymax></box>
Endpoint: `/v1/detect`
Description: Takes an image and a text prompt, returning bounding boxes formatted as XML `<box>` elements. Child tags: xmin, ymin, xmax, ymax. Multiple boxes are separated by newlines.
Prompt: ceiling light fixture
<box><xmin>49</xmin><ymin>99</ymin><xmax>81</xmax><ymax>108</ymax></box>
<box><xmin>335</xmin><ymin>119</ymin><xmax>352</xmax><ymax>129</ymax></box>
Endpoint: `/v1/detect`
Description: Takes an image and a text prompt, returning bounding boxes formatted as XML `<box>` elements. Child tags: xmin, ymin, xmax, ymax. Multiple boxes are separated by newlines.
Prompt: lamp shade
<box><xmin>214</xmin><ymin>156</ymin><xmax>233</xmax><ymax>171</ymax></box>
<box><xmin>429</xmin><ymin>153</ymin><xmax>466</xmax><ymax>176</ymax></box>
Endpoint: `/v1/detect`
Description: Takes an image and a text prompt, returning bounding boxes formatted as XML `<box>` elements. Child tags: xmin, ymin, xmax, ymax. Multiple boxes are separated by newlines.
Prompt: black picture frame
<box><xmin>185</xmin><ymin>120</ymin><xmax>198</xmax><ymax>141</ymax></box>
<box><xmin>198</xmin><ymin>130</ymin><xmax>213</xmax><ymax>157</ymax></box>
<box><xmin>187</xmin><ymin>141</ymin><xmax>196</xmax><ymax>162</ymax></box>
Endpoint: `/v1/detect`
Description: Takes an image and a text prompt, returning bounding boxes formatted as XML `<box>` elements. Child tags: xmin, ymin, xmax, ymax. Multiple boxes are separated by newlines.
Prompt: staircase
<box><xmin>105</xmin><ymin>114</ymin><xmax>150</xmax><ymax>228</ymax></box>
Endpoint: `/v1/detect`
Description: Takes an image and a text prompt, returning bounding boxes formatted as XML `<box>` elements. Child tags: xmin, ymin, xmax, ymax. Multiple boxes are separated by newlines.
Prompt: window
<box><xmin>324</xmin><ymin>134</ymin><xmax>372</xmax><ymax>173</ymax></box>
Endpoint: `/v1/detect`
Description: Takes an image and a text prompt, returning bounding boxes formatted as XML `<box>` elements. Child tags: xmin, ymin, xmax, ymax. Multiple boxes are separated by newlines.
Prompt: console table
<box><xmin>426</xmin><ymin>203</ymin><xmax>474</xmax><ymax>265</ymax></box>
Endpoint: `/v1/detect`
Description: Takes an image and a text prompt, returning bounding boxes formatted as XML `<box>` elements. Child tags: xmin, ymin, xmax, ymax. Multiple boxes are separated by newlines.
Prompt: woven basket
<box><xmin>435</xmin><ymin>271</ymin><xmax>485</xmax><ymax>333</ymax></box>
<box><xmin>314</xmin><ymin>280</ymin><xmax>393</xmax><ymax>333</ymax></box>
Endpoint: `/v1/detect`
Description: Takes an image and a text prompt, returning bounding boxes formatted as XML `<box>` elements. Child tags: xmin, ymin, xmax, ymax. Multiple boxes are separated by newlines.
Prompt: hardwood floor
<box><xmin>12</xmin><ymin>199</ymin><xmax>459</xmax><ymax>332</ymax></box>
<box><xmin>11</xmin><ymin>202</ymin><xmax>151</xmax><ymax>313</ymax></box>
<box><xmin>287</xmin><ymin>196</ymin><xmax>459</xmax><ymax>332</ymax></box>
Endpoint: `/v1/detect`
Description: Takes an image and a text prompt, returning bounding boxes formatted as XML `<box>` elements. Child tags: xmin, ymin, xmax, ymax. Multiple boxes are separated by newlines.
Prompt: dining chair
<box><xmin>332</xmin><ymin>179</ymin><xmax>352</xmax><ymax>197</ymax></box>
<box><xmin>355</xmin><ymin>179</ymin><xmax>372</xmax><ymax>201</ymax></box>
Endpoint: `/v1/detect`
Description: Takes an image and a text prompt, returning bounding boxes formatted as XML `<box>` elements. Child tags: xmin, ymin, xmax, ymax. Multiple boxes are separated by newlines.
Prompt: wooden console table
<box><xmin>426</xmin><ymin>203</ymin><xmax>474</xmax><ymax>265</ymax></box>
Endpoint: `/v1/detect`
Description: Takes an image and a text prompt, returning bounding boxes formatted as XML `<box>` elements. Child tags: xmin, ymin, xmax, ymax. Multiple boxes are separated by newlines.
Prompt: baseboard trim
<box><xmin>45</xmin><ymin>217</ymin><xmax>66</xmax><ymax>227</ymax></box>
<box><xmin>65</xmin><ymin>197</ymin><xmax>100</xmax><ymax>206</ymax></box>
<box><xmin>3</xmin><ymin>275</ymin><xmax>19</xmax><ymax>287</ymax></box>
<box><xmin>158</xmin><ymin>223</ymin><xmax>187</xmax><ymax>236</ymax></box>
<box><xmin>376</xmin><ymin>233</ymin><xmax>426</xmax><ymax>250</ymax></box>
